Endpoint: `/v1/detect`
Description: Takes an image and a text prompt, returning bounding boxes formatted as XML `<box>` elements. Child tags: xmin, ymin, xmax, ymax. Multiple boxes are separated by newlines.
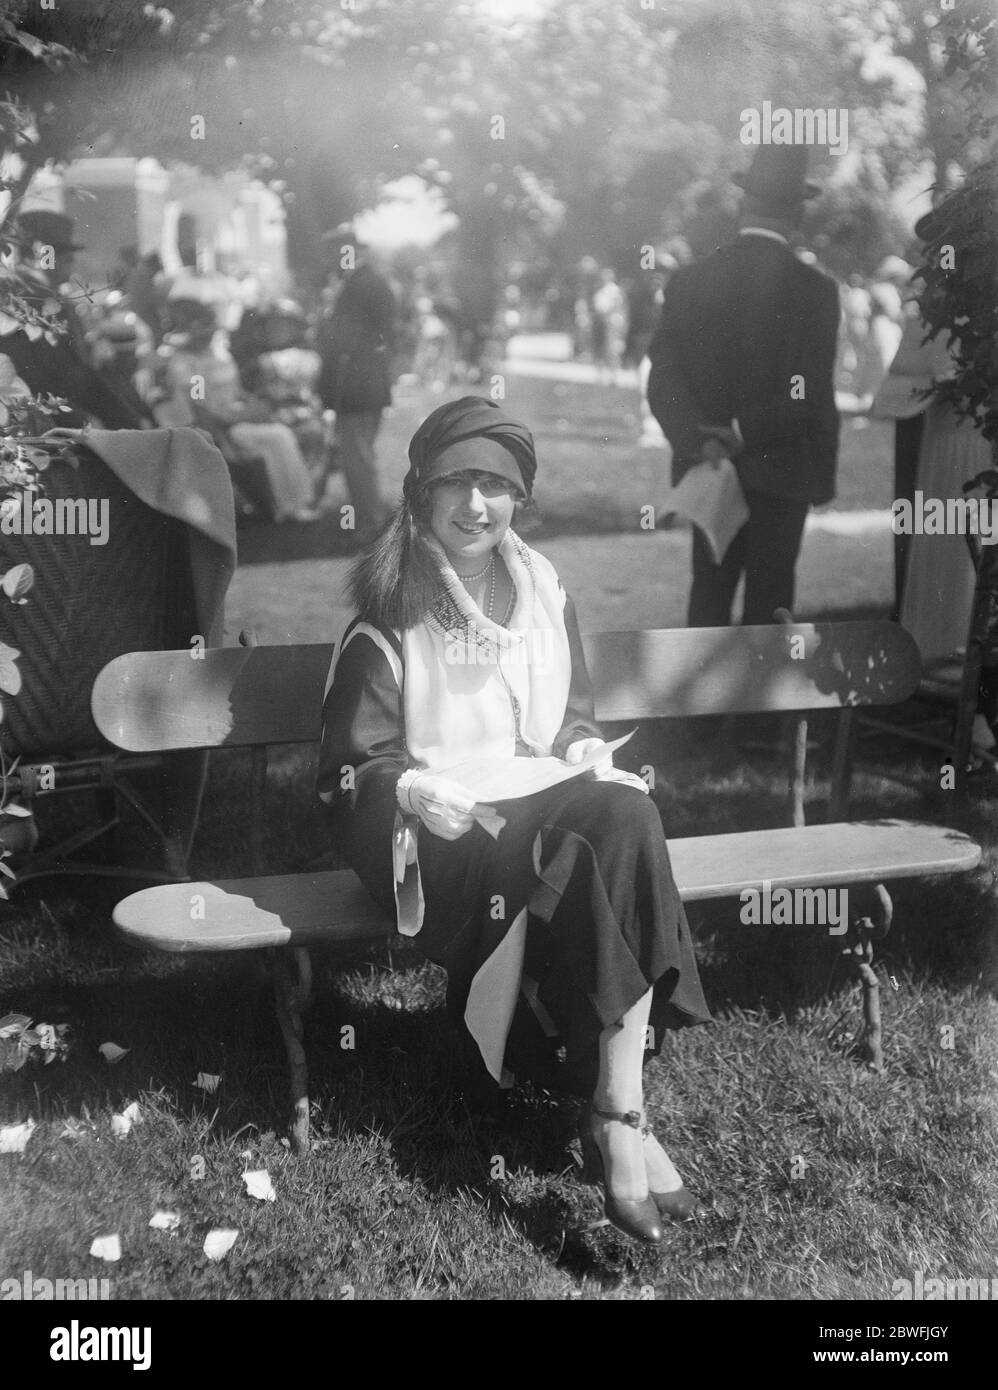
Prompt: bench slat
<box><xmin>115</xmin><ymin>870</ymin><xmax>393</xmax><ymax>952</ymax></box>
<box><xmin>586</xmin><ymin>623</ymin><xmax>921</xmax><ymax>721</ymax></box>
<box><xmin>92</xmin><ymin>622</ymin><xmax>922</xmax><ymax>753</ymax></box>
<box><xmin>113</xmin><ymin>819</ymin><xmax>980</xmax><ymax>953</ymax></box>
<box><xmin>92</xmin><ymin>644</ymin><xmax>334</xmax><ymax>751</ymax></box>
<box><xmin>667</xmin><ymin>819</ymin><xmax>980</xmax><ymax>900</ymax></box>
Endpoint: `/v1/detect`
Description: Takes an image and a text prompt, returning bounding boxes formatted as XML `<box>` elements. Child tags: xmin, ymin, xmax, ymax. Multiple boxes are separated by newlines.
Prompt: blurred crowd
<box><xmin>0</xmin><ymin>198</ymin><xmax>952</xmax><ymax>558</ymax></box>
<box><xmin>0</xmin><ymin>213</ymin><xmax>409</xmax><ymax>536</ymax></box>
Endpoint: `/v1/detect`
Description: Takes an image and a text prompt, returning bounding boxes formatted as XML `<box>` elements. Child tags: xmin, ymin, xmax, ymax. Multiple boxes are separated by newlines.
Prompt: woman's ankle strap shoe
<box><xmin>592</xmin><ymin>1106</ymin><xmax>643</xmax><ymax>1128</ymax></box>
<box><xmin>638</xmin><ymin>1108</ymin><xmax>698</xmax><ymax>1221</ymax></box>
<box><xmin>649</xmin><ymin>1185</ymin><xmax>697</xmax><ymax>1221</ymax></box>
<box><xmin>580</xmin><ymin>1104</ymin><xmax>664</xmax><ymax>1244</ymax></box>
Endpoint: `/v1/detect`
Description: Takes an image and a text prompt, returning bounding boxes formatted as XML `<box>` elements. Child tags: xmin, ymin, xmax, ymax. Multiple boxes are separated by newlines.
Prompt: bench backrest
<box><xmin>91</xmin><ymin>622</ymin><xmax>920</xmax><ymax>754</ymax></box>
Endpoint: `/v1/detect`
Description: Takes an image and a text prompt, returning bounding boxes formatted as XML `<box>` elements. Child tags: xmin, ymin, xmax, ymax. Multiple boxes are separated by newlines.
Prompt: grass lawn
<box><xmin>2</xmin><ymin>728</ymin><xmax>996</xmax><ymax>1300</ymax></box>
<box><xmin>2</xmin><ymin>376</ymin><xmax>995</xmax><ymax>1302</ymax></box>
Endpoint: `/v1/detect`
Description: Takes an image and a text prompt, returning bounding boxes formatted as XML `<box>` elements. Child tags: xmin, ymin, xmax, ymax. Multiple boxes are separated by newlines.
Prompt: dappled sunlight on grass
<box><xmin>2</xmin><ymin>722</ymin><xmax>995</xmax><ymax>1297</ymax></box>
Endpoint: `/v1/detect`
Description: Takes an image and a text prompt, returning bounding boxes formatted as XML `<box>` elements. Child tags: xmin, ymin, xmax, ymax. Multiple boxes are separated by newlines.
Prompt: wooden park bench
<box><xmin>93</xmin><ymin>621</ymin><xmax>983</xmax><ymax>1153</ymax></box>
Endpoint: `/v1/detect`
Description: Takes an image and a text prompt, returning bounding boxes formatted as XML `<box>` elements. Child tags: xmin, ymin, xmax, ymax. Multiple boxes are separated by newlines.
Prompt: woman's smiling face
<box><xmin>425</xmin><ymin>438</ymin><xmax>521</xmax><ymax>570</ymax></box>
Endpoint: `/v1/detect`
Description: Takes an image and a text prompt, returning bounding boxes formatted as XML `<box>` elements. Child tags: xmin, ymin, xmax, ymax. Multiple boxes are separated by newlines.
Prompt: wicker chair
<box><xmin>0</xmin><ymin>445</ymin><xmax>209</xmax><ymax>885</ymax></box>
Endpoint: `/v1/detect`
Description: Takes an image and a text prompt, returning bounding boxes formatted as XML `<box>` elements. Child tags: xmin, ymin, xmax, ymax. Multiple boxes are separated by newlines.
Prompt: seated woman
<box><xmin>318</xmin><ymin>397</ymin><xmax>711</xmax><ymax>1243</ymax></box>
<box><xmin>152</xmin><ymin>298</ymin><xmax>319</xmax><ymax>523</ymax></box>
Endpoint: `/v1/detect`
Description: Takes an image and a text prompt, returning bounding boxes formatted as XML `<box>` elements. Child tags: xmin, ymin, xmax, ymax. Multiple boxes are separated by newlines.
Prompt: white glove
<box><xmin>564</xmin><ymin>737</ymin><xmax>614</xmax><ymax>775</ymax></box>
<box><xmin>564</xmin><ymin>738</ymin><xmax>650</xmax><ymax>795</ymax></box>
<box><xmin>397</xmin><ymin>771</ymin><xmax>496</xmax><ymax>841</ymax></box>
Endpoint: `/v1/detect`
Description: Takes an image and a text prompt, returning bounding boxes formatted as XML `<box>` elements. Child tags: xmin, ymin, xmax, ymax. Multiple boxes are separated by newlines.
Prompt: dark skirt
<box><xmin>405</xmin><ymin>779</ymin><xmax>712</xmax><ymax>1094</ymax></box>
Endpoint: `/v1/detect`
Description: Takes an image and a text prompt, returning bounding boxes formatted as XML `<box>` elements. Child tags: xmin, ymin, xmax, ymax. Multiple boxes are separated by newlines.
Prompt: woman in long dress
<box><xmin>899</xmin><ymin>332</ymin><xmax>993</xmax><ymax>666</ymax></box>
<box><xmin>318</xmin><ymin>396</ymin><xmax>711</xmax><ymax>1243</ymax></box>
<box><xmin>153</xmin><ymin>299</ymin><xmax>318</xmax><ymax>523</ymax></box>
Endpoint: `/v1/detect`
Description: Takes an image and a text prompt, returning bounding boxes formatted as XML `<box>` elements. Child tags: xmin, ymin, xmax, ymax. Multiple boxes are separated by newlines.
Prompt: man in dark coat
<box><xmin>317</xmin><ymin>228</ymin><xmax>397</xmax><ymax>538</ymax></box>
<box><xmin>647</xmin><ymin>148</ymin><xmax>840</xmax><ymax>626</ymax></box>
<box><xmin>1</xmin><ymin>211</ymin><xmax>149</xmax><ymax>430</ymax></box>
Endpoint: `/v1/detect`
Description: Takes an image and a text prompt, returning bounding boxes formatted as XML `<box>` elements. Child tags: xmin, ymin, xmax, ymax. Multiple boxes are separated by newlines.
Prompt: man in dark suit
<box><xmin>1</xmin><ymin>211</ymin><xmax>149</xmax><ymax>430</ymax></box>
<box><xmin>317</xmin><ymin>227</ymin><xmax>397</xmax><ymax>539</ymax></box>
<box><xmin>647</xmin><ymin>148</ymin><xmax>840</xmax><ymax>626</ymax></box>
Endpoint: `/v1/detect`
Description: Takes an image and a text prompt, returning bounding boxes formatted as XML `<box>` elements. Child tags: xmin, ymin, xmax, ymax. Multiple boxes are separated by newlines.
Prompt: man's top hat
<box><xmin>733</xmin><ymin>147</ymin><xmax>820</xmax><ymax>208</ymax></box>
<box><xmin>14</xmin><ymin>210</ymin><xmax>85</xmax><ymax>252</ymax></box>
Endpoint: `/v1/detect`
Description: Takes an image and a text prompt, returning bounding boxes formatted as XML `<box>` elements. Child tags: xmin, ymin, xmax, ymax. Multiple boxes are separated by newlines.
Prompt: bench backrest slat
<box><xmin>587</xmin><ymin>622</ymin><xmax>920</xmax><ymax>720</ymax></box>
<box><xmin>91</xmin><ymin>621</ymin><xmax>921</xmax><ymax>753</ymax></box>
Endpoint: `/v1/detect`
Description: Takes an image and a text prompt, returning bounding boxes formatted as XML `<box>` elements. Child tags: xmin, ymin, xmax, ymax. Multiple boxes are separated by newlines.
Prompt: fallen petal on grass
<box><xmin>149</xmin><ymin>1211</ymin><xmax>181</xmax><ymax>1232</ymax></box>
<box><xmin>111</xmin><ymin>1101</ymin><xmax>143</xmax><ymax>1137</ymax></box>
<box><xmin>203</xmin><ymin>1228</ymin><xmax>239</xmax><ymax>1261</ymax></box>
<box><xmin>0</xmin><ymin>1118</ymin><xmax>35</xmax><ymax>1153</ymax></box>
<box><xmin>242</xmin><ymin>1169</ymin><xmax>276</xmax><ymax>1202</ymax></box>
<box><xmin>89</xmin><ymin>1234</ymin><xmax>122</xmax><ymax>1262</ymax></box>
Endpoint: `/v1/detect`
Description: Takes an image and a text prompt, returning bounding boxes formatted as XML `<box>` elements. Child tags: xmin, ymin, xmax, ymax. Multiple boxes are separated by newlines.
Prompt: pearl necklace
<box><xmin>456</xmin><ymin>556</ymin><xmax>493</xmax><ymax>582</ymax></box>
<box><xmin>459</xmin><ymin>553</ymin><xmax>495</xmax><ymax>615</ymax></box>
<box><xmin>459</xmin><ymin>553</ymin><xmax>516</xmax><ymax>626</ymax></box>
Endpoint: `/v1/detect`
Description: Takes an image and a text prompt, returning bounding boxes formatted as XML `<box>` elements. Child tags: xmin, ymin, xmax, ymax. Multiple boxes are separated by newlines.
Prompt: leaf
<box><xmin>203</xmin><ymin>1228</ymin><xmax>239</xmax><ymax>1261</ymax></box>
<box><xmin>89</xmin><ymin>1234</ymin><xmax>122</xmax><ymax>1262</ymax></box>
<box><xmin>2</xmin><ymin>803</ymin><xmax>32</xmax><ymax>818</ymax></box>
<box><xmin>1</xmin><ymin>563</ymin><xmax>32</xmax><ymax>602</ymax></box>
<box><xmin>0</xmin><ymin>643</ymin><xmax>22</xmax><ymax>697</ymax></box>
<box><xmin>0</xmin><ymin>862</ymin><xmax>16</xmax><ymax>879</ymax></box>
<box><xmin>98</xmin><ymin>1041</ymin><xmax>129</xmax><ymax>1064</ymax></box>
<box><xmin>194</xmin><ymin>1072</ymin><xmax>221</xmax><ymax>1093</ymax></box>
<box><xmin>0</xmin><ymin>1013</ymin><xmax>31</xmax><ymax>1038</ymax></box>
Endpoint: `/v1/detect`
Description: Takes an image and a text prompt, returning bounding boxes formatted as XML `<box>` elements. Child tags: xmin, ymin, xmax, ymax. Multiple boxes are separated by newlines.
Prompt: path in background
<box><xmin>226</xmin><ymin>523</ymin><xmax>892</xmax><ymax>645</ymax></box>
<box><xmin>229</xmin><ymin>335</ymin><xmax>895</xmax><ymax>637</ymax></box>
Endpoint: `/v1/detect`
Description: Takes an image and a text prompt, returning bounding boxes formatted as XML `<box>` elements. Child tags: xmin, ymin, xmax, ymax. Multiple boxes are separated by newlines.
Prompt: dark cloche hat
<box><xmin>404</xmin><ymin>397</ymin><xmax>537</xmax><ymax>501</ymax></box>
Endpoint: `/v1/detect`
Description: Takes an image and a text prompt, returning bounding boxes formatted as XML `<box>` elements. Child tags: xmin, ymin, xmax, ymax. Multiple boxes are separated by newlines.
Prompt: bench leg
<box><xmin>272</xmin><ymin>947</ymin><xmax>312</xmax><ymax>1154</ymax></box>
<box><xmin>845</xmin><ymin>883</ymin><xmax>892</xmax><ymax>1074</ymax></box>
<box><xmin>851</xmin><ymin>941</ymin><xmax>884</xmax><ymax>1073</ymax></box>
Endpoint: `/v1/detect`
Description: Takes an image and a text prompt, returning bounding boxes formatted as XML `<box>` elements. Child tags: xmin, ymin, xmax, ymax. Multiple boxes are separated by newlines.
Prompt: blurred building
<box><xmin>18</xmin><ymin>158</ymin><xmax>287</xmax><ymax>299</ymax></box>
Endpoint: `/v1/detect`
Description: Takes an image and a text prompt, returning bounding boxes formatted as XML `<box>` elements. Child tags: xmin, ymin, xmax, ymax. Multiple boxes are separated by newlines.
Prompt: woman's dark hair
<box><xmin>348</xmin><ymin>494</ymin><xmax>442</xmax><ymax>631</ymax></box>
<box><xmin>349</xmin><ymin>489</ymin><xmax>537</xmax><ymax>632</ymax></box>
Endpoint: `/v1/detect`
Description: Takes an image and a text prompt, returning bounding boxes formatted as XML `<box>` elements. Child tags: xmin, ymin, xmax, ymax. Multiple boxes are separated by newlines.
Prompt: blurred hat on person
<box><xmin>733</xmin><ymin>147</ymin><xmax>820</xmax><ymax>211</ymax></box>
